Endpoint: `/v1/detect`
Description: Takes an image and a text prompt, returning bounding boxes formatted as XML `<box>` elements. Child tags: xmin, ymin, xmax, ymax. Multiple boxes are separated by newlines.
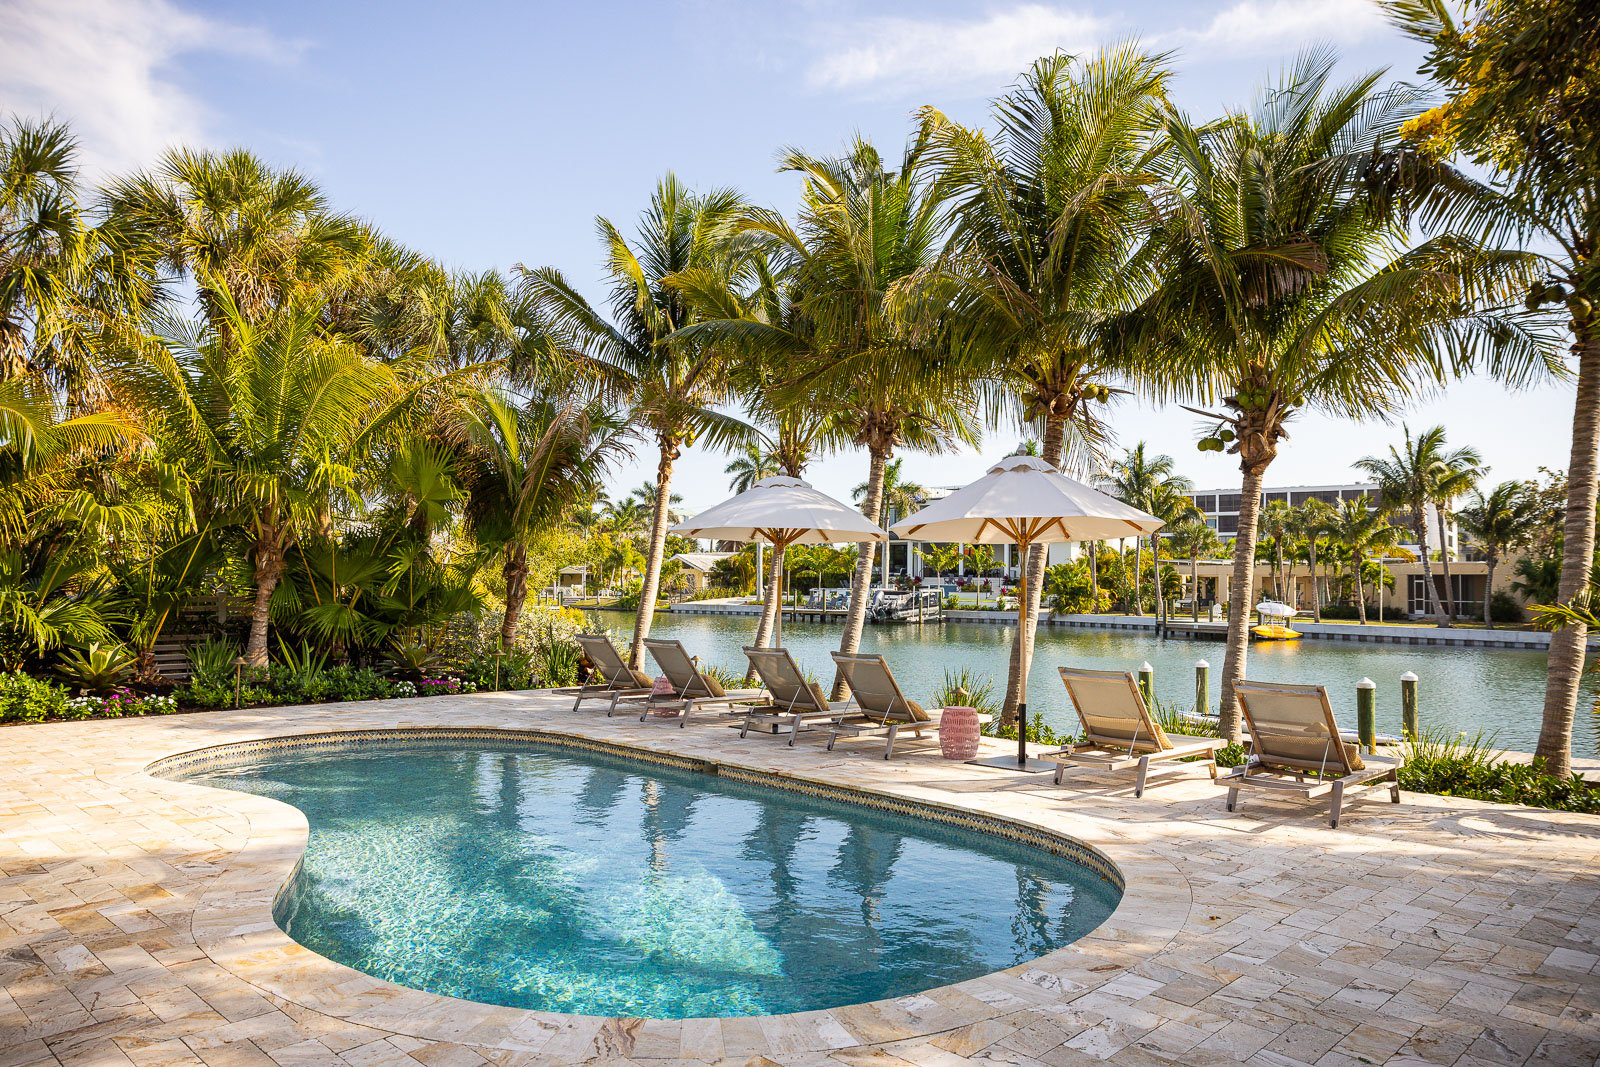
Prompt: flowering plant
<box><xmin>65</xmin><ymin>688</ymin><xmax>178</xmax><ymax>719</ymax></box>
<box><xmin>416</xmin><ymin>676</ymin><xmax>477</xmax><ymax>696</ymax></box>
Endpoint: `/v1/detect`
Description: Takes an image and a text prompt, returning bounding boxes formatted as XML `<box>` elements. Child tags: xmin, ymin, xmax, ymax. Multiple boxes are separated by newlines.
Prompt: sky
<box><xmin>0</xmin><ymin>0</ymin><xmax>1578</xmax><ymax>515</ymax></box>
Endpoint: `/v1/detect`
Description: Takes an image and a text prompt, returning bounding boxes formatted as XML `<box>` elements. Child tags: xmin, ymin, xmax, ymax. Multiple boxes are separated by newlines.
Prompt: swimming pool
<box><xmin>176</xmin><ymin>738</ymin><xmax>1122</xmax><ymax>1019</ymax></box>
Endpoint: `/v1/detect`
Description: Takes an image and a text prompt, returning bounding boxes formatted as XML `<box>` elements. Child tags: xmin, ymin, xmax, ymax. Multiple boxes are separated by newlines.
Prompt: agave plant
<box><xmin>54</xmin><ymin>642</ymin><xmax>136</xmax><ymax>695</ymax></box>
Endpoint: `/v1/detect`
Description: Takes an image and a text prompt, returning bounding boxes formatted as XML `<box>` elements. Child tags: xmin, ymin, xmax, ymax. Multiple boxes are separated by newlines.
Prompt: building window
<box><xmin>1218</xmin><ymin>514</ymin><xmax>1238</xmax><ymax>533</ymax></box>
<box><xmin>1191</xmin><ymin>494</ymin><xmax>1215</xmax><ymax>512</ymax></box>
<box><xmin>1217</xmin><ymin>493</ymin><xmax>1242</xmax><ymax>512</ymax></box>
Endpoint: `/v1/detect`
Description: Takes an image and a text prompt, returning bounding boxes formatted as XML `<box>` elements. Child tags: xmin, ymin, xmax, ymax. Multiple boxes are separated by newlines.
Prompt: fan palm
<box><xmin>456</xmin><ymin>389</ymin><xmax>632</xmax><ymax>646</ymax></box>
<box><xmin>901</xmin><ymin>48</ymin><xmax>1168</xmax><ymax>718</ymax></box>
<box><xmin>1127</xmin><ymin>51</ymin><xmax>1554</xmax><ymax>741</ymax></box>
<box><xmin>1355</xmin><ymin>424</ymin><xmax>1471</xmax><ymax>625</ymax></box>
<box><xmin>1457</xmin><ymin>480</ymin><xmax>1539</xmax><ymax>629</ymax></box>
<box><xmin>1327</xmin><ymin>496</ymin><xmax>1401</xmax><ymax>624</ymax></box>
<box><xmin>518</xmin><ymin>174</ymin><xmax>752</xmax><ymax>669</ymax></box>
<box><xmin>116</xmin><ymin>287</ymin><xmax>400</xmax><ymax>664</ymax></box>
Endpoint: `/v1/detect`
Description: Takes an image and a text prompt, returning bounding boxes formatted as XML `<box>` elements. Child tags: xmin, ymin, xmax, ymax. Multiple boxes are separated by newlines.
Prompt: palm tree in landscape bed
<box><xmin>1456</xmin><ymin>481</ymin><xmax>1539</xmax><ymax>629</ymax></box>
<box><xmin>1124</xmin><ymin>50</ymin><xmax>1550</xmax><ymax>743</ymax></box>
<box><xmin>1355</xmin><ymin>424</ymin><xmax>1468</xmax><ymax>626</ymax></box>
<box><xmin>902</xmin><ymin>48</ymin><xmax>1168</xmax><ymax>723</ymax></box>
<box><xmin>1327</xmin><ymin>496</ymin><xmax>1401</xmax><ymax>625</ymax></box>
<box><xmin>1258</xmin><ymin>499</ymin><xmax>1293</xmax><ymax>605</ymax></box>
<box><xmin>519</xmin><ymin>175</ymin><xmax>752</xmax><ymax>669</ymax></box>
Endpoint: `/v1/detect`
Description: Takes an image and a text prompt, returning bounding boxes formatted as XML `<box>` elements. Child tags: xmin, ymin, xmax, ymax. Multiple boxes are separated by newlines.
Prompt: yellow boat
<box><xmin>1252</xmin><ymin>624</ymin><xmax>1302</xmax><ymax>641</ymax></box>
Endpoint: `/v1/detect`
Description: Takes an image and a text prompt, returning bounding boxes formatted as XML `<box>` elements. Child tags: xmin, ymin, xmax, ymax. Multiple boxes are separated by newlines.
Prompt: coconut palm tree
<box><xmin>1457</xmin><ymin>481</ymin><xmax>1539</xmax><ymax>629</ymax></box>
<box><xmin>718</xmin><ymin>137</ymin><xmax>978</xmax><ymax>698</ymax></box>
<box><xmin>901</xmin><ymin>48</ymin><xmax>1168</xmax><ymax>721</ymax></box>
<box><xmin>1166</xmin><ymin>517</ymin><xmax>1223</xmax><ymax>622</ymax></box>
<box><xmin>1327</xmin><ymin>496</ymin><xmax>1401</xmax><ymax>624</ymax></box>
<box><xmin>1355</xmin><ymin>425</ymin><xmax>1465</xmax><ymax>625</ymax></box>
<box><xmin>517</xmin><ymin>175</ymin><xmax>752</xmax><ymax>669</ymax></box>
<box><xmin>1429</xmin><ymin>442</ymin><xmax>1485</xmax><ymax>620</ymax></box>
<box><xmin>723</xmin><ymin>443</ymin><xmax>777</xmax><ymax>493</ymax></box>
<box><xmin>1290</xmin><ymin>497</ymin><xmax>1336</xmax><ymax>622</ymax></box>
<box><xmin>1258</xmin><ymin>499</ymin><xmax>1293</xmax><ymax>604</ymax></box>
<box><xmin>456</xmin><ymin>390</ymin><xmax>632</xmax><ymax>646</ymax></box>
<box><xmin>1126</xmin><ymin>51</ymin><xmax>1551</xmax><ymax>741</ymax></box>
<box><xmin>1106</xmin><ymin>444</ymin><xmax>1189</xmax><ymax>616</ymax></box>
<box><xmin>854</xmin><ymin>457</ymin><xmax>926</xmax><ymax>584</ymax></box>
<box><xmin>116</xmin><ymin>288</ymin><xmax>399</xmax><ymax>665</ymax></box>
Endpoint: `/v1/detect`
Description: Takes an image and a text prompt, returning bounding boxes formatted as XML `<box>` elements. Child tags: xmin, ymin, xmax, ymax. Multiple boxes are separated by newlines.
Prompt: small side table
<box><xmin>939</xmin><ymin>706</ymin><xmax>981</xmax><ymax>760</ymax></box>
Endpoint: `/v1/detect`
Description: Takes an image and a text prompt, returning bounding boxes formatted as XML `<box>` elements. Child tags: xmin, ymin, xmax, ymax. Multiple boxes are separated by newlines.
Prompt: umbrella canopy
<box><xmin>672</xmin><ymin>476</ymin><xmax>888</xmax><ymax>545</ymax></box>
<box><xmin>890</xmin><ymin>454</ymin><xmax>1163</xmax><ymax>770</ymax></box>
<box><xmin>889</xmin><ymin>454</ymin><xmax>1164</xmax><ymax>545</ymax></box>
<box><xmin>1255</xmin><ymin>600</ymin><xmax>1299</xmax><ymax>618</ymax></box>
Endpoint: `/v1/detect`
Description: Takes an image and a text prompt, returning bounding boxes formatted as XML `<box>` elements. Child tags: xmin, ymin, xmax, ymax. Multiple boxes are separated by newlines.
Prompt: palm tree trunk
<box><xmin>1537</xmin><ymin>323</ymin><xmax>1600</xmax><ymax>777</ymax></box>
<box><xmin>752</xmin><ymin>544</ymin><xmax>785</xmax><ymax>651</ymax></box>
<box><xmin>501</xmin><ymin>541</ymin><xmax>529</xmax><ymax>647</ymax></box>
<box><xmin>1218</xmin><ymin>463</ymin><xmax>1268</xmax><ymax>744</ymax></box>
<box><xmin>628</xmin><ymin>438</ymin><xmax>678</xmax><ymax>671</ymax></box>
<box><xmin>1001</xmin><ymin>418</ymin><xmax>1065</xmax><ymax>723</ymax></box>
<box><xmin>1309</xmin><ymin>542</ymin><xmax>1322</xmax><ymax>623</ymax></box>
<box><xmin>1436</xmin><ymin>508</ymin><xmax>1457</xmax><ymax>620</ymax></box>
<box><xmin>1415</xmin><ymin>510</ymin><xmax>1449</xmax><ymax>626</ymax></box>
<box><xmin>1484</xmin><ymin>555</ymin><xmax>1496</xmax><ymax>630</ymax></box>
<box><xmin>833</xmin><ymin>446</ymin><xmax>888</xmax><ymax>700</ymax></box>
<box><xmin>1151</xmin><ymin>533</ymin><xmax>1165</xmax><ymax>625</ymax></box>
<box><xmin>1354</xmin><ymin>554</ymin><xmax>1367</xmax><ymax>624</ymax></box>
<box><xmin>1131</xmin><ymin>538</ymin><xmax>1143</xmax><ymax>614</ymax></box>
<box><xmin>1190</xmin><ymin>553</ymin><xmax>1200</xmax><ymax>622</ymax></box>
<box><xmin>244</xmin><ymin>536</ymin><xmax>284</xmax><ymax>667</ymax></box>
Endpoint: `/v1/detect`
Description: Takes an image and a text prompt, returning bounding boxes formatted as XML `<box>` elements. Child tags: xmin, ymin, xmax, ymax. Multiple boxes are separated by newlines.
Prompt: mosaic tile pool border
<box><xmin>147</xmin><ymin>725</ymin><xmax>1122</xmax><ymax>889</ymax></box>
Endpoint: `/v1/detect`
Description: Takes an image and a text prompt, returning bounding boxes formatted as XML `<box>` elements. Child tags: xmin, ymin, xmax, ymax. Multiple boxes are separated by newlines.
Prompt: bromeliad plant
<box><xmin>54</xmin><ymin>642</ymin><xmax>136</xmax><ymax>695</ymax></box>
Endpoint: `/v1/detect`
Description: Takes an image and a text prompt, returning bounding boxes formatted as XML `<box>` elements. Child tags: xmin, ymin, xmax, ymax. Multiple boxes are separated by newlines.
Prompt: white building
<box><xmin>1187</xmin><ymin>482</ymin><xmax>1459</xmax><ymax>558</ymax></box>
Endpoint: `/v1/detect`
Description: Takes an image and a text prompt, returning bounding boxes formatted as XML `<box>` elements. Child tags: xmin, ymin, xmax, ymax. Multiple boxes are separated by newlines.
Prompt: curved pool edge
<box><xmin>137</xmin><ymin>723</ymin><xmax>1193</xmax><ymax>1053</ymax></box>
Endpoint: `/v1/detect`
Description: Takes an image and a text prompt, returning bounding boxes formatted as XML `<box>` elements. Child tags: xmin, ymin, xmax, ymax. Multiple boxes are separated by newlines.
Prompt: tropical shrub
<box><xmin>458</xmin><ymin>648</ymin><xmax>536</xmax><ymax>692</ymax></box>
<box><xmin>1487</xmin><ymin>591</ymin><xmax>1527</xmax><ymax>625</ymax></box>
<box><xmin>64</xmin><ymin>689</ymin><xmax>177</xmax><ymax>718</ymax></box>
<box><xmin>186</xmin><ymin>638</ymin><xmax>240</xmax><ymax>689</ymax></box>
<box><xmin>54</xmin><ymin>643</ymin><xmax>136</xmax><ymax>695</ymax></box>
<box><xmin>387</xmin><ymin>640</ymin><xmax>447</xmax><ymax>682</ymax></box>
<box><xmin>1398</xmin><ymin>729</ymin><xmax>1600</xmax><ymax>813</ymax></box>
<box><xmin>930</xmin><ymin>666</ymin><xmax>998</xmax><ymax>719</ymax></box>
<box><xmin>0</xmin><ymin>671</ymin><xmax>69</xmax><ymax>723</ymax></box>
<box><xmin>417</xmin><ymin>677</ymin><xmax>476</xmax><ymax>696</ymax></box>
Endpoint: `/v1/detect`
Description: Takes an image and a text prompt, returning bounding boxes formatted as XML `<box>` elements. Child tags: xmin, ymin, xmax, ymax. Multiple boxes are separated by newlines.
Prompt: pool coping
<box><xmin>137</xmin><ymin>723</ymin><xmax>1192</xmax><ymax>1054</ymax></box>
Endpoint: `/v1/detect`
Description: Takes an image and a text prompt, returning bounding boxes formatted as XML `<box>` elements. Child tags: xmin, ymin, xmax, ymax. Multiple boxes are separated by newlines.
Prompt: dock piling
<box><xmin>1356</xmin><ymin>677</ymin><xmax>1376</xmax><ymax>754</ymax></box>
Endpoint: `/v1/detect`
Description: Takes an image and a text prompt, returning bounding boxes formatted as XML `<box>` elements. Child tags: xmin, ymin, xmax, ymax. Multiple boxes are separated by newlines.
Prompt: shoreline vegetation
<box><xmin>1</xmin><ymin>4</ymin><xmax>1597</xmax><ymax>818</ymax></box>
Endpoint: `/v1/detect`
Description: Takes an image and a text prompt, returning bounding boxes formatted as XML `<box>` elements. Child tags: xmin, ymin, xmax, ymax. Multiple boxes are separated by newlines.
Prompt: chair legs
<box><xmin>1054</xmin><ymin>763</ymin><xmax>1066</xmax><ymax>785</ymax></box>
<box><xmin>1133</xmin><ymin>755</ymin><xmax>1152</xmax><ymax>798</ymax></box>
<box><xmin>1226</xmin><ymin>784</ymin><xmax>1240</xmax><ymax>812</ymax></box>
<box><xmin>1329</xmin><ymin>779</ymin><xmax>1345</xmax><ymax>828</ymax></box>
<box><xmin>884</xmin><ymin>725</ymin><xmax>899</xmax><ymax>759</ymax></box>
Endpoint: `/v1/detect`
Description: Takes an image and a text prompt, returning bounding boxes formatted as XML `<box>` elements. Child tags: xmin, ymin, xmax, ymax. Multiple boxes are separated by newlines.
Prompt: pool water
<box><xmin>181</xmin><ymin>742</ymin><xmax>1121</xmax><ymax>1018</ymax></box>
<box><xmin>639</xmin><ymin>613</ymin><xmax>1599</xmax><ymax>757</ymax></box>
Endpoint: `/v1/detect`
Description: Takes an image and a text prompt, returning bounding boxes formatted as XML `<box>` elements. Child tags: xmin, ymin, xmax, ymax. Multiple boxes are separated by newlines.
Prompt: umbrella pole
<box><xmin>1017</xmin><ymin>536</ymin><xmax>1030</xmax><ymax>767</ymax></box>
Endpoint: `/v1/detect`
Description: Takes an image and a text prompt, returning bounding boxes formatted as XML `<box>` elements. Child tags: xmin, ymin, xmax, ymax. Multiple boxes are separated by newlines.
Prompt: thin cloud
<box><xmin>805</xmin><ymin>4</ymin><xmax>1108</xmax><ymax>94</ymax></box>
<box><xmin>1161</xmin><ymin>0</ymin><xmax>1388</xmax><ymax>54</ymax></box>
<box><xmin>0</xmin><ymin>0</ymin><xmax>300</xmax><ymax>176</ymax></box>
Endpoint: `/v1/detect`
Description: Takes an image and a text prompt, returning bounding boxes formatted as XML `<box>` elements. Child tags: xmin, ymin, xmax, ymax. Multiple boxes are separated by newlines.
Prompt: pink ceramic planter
<box><xmin>940</xmin><ymin>706</ymin><xmax>981</xmax><ymax>760</ymax></box>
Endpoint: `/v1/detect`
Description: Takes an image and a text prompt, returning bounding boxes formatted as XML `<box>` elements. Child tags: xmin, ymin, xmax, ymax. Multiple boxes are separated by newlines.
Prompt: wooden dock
<box><xmin>1162</xmin><ymin>620</ymin><xmax>1231</xmax><ymax>640</ymax></box>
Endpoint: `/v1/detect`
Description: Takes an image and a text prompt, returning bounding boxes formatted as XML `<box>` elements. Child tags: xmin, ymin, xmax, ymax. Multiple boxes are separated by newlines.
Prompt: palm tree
<box><xmin>1290</xmin><ymin>498</ymin><xmax>1336</xmax><ymax>622</ymax></box>
<box><xmin>1258</xmin><ymin>499</ymin><xmax>1293</xmax><ymax>604</ymax></box>
<box><xmin>457</xmin><ymin>390</ymin><xmax>632</xmax><ymax>646</ymax></box>
<box><xmin>1166</xmin><ymin>517</ymin><xmax>1223</xmax><ymax>622</ymax></box>
<box><xmin>725</xmin><ymin>138</ymin><xmax>979</xmax><ymax>698</ymax></box>
<box><xmin>1106</xmin><ymin>444</ymin><xmax>1189</xmax><ymax>617</ymax></box>
<box><xmin>1457</xmin><ymin>481</ymin><xmax>1539</xmax><ymax>629</ymax></box>
<box><xmin>724</xmin><ymin>443</ymin><xmax>777</xmax><ymax>493</ymax></box>
<box><xmin>117</xmin><ymin>289</ymin><xmax>398</xmax><ymax>665</ymax></box>
<box><xmin>904</xmin><ymin>48</ymin><xmax>1168</xmax><ymax>722</ymax></box>
<box><xmin>1327</xmin><ymin>496</ymin><xmax>1401</xmax><ymax>624</ymax></box>
<box><xmin>1126</xmin><ymin>52</ymin><xmax>1549</xmax><ymax>742</ymax></box>
<box><xmin>855</xmin><ymin>457</ymin><xmax>926</xmax><ymax>582</ymax></box>
<box><xmin>627</xmin><ymin>481</ymin><xmax>683</xmax><ymax>525</ymax></box>
<box><xmin>1429</xmin><ymin>442</ymin><xmax>1485</xmax><ymax>620</ymax></box>
<box><xmin>1355</xmin><ymin>425</ymin><xmax>1466</xmax><ymax>626</ymax></box>
<box><xmin>518</xmin><ymin>175</ymin><xmax>751</xmax><ymax>669</ymax></box>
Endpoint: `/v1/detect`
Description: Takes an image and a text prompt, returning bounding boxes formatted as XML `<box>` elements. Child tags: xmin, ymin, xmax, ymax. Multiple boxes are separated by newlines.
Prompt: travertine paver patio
<box><xmin>1</xmin><ymin>690</ymin><xmax>1598</xmax><ymax>1067</ymax></box>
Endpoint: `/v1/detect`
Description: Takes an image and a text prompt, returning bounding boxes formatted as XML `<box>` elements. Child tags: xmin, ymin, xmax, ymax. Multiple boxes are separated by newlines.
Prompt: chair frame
<box><xmin>826</xmin><ymin>652</ymin><xmax>940</xmax><ymax>759</ymax></box>
<box><xmin>556</xmin><ymin>634</ymin><xmax>652</xmax><ymax>712</ymax></box>
<box><xmin>617</xmin><ymin>639</ymin><xmax>766</xmax><ymax>727</ymax></box>
<box><xmin>740</xmin><ymin>647</ymin><xmax>855</xmax><ymax>745</ymax></box>
<box><xmin>1224</xmin><ymin>680</ymin><xmax>1401</xmax><ymax>828</ymax></box>
<box><xmin>1044</xmin><ymin>666</ymin><xmax>1221</xmax><ymax>796</ymax></box>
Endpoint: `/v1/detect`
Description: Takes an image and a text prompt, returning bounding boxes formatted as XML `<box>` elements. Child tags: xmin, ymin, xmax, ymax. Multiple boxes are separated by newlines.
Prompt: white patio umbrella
<box><xmin>891</xmin><ymin>455</ymin><xmax>1164</xmax><ymax>769</ymax></box>
<box><xmin>672</xmin><ymin>476</ymin><xmax>888</xmax><ymax>647</ymax></box>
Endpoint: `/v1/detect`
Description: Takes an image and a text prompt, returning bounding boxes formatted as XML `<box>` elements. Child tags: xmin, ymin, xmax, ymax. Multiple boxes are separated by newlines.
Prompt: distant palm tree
<box><xmin>1166</xmin><ymin>518</ymin><xmax>1223</xmax><ymax>622</ymax></box>
<box><xmin>723</xmin><ymin>443</ymin><xmax>778</xmax><ymax>493</ymax></box>
<box><xmin>855</xmin><ymin>457</ymin><xmax>926</xmax><ymax>583</ymax></box>
<box><xmin>1106</xmin><ymin>444</ymin><xmax>1189</xmax><ymax>617</ymax></box>
<box><xmin>1258</xmin><ymin>499</ymin><xmax>1294</xmax><ymax>604</ymax></box>
<box><xmin>518</xmin><ymin>175</ymin><xmax>752</xmax><ymax>669</ymax></box>
<box><xmin>1457</xmin><ymin>481</ymin><xmax>1539</xmax><ymax>628</ymax></box>
<box><xmin>1289</xmin><ymin>498</ymin><xmax>1336</xmax><ymax>622</ymax></box>
<box><xmin>1355</xmin><ymin>425</ymin><xmax>1473</xmax><ymax>626</ymax></box>
<box><xmin>627</xmin><ymin>481</ymin><xmax>683</xmax><ymax>525</ymax></box>
<box><xmin>1430</xmin><ymin>442</ymin><xmax>1485</xmax><ymax>620</ymax></box>
<box><xmin>1327</xmin><ymin>496</ymin><xmax>1401</xmax><ymax>624</ymax></box>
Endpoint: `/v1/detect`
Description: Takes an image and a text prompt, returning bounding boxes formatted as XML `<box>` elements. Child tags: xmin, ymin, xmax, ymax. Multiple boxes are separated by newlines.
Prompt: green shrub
<box><xmin>0</xmin><ymin>671</ymin><xmax>69</xmax><ymax>723</ymax></box>
<box><xmin>55</xmin><ymin>642</ymin><xmax>137</xmax><ymax>695</ymax></box>
<box><xmin>459</xmin><ymin>648</ymin><xmax>536</xmax><ymax>691</ymax></box>
<box><xmin>1397</xmin><ymin>728</ymin><xmax>1600</xmax><ymax>813</ymax></box>
<box><xmin>930</xmin><ymin>666</ymin><xmax>998</xmax><ymax>719</ymax></box>
<box><xmin>981</xmin><ymin>715</ymin><xmax>1070</xmax><ymax>747</ymax></box>
<box><xmin>1486</xmin><ymin>590</ymin><xmax>1527</xmax><ymax>625</ymax></box>
<box><xmin>533</xmin><ymin>622</ymin><xmax>581</xmax><ymax>688</ymax></box>
<box><xmin>186</xmin><ymin>637</ymin><xmax>239</xmax><ymax>688</ymax></box>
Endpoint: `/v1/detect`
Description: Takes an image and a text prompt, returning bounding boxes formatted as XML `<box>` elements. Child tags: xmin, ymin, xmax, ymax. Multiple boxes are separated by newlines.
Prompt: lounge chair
<box><xmin>826</xmin><ymin>653</ymin><xmax>941</xmax><ymax>759</ymax></box>
<box><xmin>1042</xmin><ymin>667</ymin><xmax>1221</xmax><ymax>795</ymax></box>
<box><xmin>558</xmin><ymin>634</ymin><xmax>653</xmax><ymax>712</ymax></box>
<box><xmin>740</xmin><ymin>647</ymin><xmax>855</xmax><ymax>745</ymax></box>
<box><xmin>1223</xmin><ymin>680</ymin><xmax>1401</xmax><ymax>828</ymax></box>
<box><xmin>622</xmin><ymin>639</ymin><xmax>765</xmax><ymax>726</ymax></box>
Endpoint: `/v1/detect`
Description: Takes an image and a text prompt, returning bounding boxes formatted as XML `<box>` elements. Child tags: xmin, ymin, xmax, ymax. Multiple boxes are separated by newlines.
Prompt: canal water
<box><xmin>630</xmin><ymin>612</ymin><xmax>1599</xmax><ymax>758</ymax></box>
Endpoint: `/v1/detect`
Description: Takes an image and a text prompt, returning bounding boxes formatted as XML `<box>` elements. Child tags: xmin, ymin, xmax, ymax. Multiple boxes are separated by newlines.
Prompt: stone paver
<box><xmin>1</xmin><ymin>691</ymin><xmax>1597</xmax><ymax>1065</ymax></box>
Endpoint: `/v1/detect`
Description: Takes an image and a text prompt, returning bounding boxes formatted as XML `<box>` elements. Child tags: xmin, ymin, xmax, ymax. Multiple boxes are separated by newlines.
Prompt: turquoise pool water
<box><xmin>180</xmin><ymin>742</ymin><xmax>1121</xmax><ymax>1018</ymax></box>
<box><xmin>639</xmin><ymin>613</ymin><xmax>1599</xmax><ymax>756</ymax></box>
